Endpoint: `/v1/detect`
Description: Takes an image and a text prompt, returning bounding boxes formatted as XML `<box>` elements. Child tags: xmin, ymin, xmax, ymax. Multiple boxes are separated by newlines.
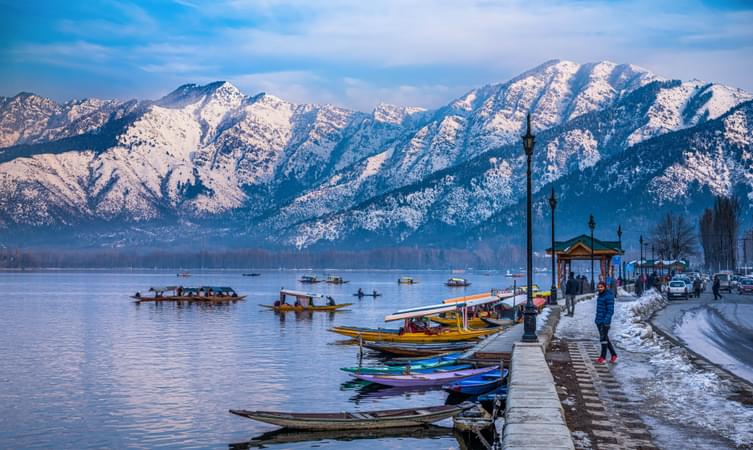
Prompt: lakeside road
<box><xmin>554</xmin><ymin>290</ymin><xmax>753</xmax><ymax>449</ymax></box>
<box><xmin>652</xmin><ymin>290</ymin><xmax>753</xmax><ymax>385</ymax></box>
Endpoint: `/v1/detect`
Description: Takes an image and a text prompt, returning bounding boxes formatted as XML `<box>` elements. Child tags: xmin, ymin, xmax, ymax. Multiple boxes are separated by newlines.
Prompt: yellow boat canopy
<box><xmin>385</xmin><ymin>293</ymin><xmax>503</xmax><ymax>323</ymax></box>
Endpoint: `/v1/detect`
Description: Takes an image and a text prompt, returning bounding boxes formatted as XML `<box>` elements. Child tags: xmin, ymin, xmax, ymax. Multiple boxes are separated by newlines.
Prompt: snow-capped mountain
<box><xmin>0</xmin><ymin>60</ymin><xmax>750</xmax><ymax>249</ymax></box>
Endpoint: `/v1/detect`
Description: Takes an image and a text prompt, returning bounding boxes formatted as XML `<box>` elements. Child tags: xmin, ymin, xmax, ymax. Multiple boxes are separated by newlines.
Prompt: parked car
<box><xmin>738</xmin><ymin>278</ymin><xmax>753</xmax><ymax>295</ymax></box>
<box><xmin>667</xmin><ymin>280</ymin><xmax>690</xmax><ymax>300</ymax></box>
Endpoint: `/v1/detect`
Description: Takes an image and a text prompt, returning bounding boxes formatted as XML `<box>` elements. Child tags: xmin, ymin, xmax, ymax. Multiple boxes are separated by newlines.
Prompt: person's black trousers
<box><xmin>598</xmin><ymin>324</ymin><xmax>617</xmax><ymax>359</ymax></box>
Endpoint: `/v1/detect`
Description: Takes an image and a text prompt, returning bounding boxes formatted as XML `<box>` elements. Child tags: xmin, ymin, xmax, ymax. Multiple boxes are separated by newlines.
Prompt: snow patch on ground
<box><xmin>613</xmin><ymin>290</ymin><xmax>753</xmax><ymax>447</ymax></box>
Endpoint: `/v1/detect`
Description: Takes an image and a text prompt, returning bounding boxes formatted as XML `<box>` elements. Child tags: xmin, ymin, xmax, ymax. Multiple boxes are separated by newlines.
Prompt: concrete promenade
<box><xmin>468</xmin><ymin>303</ymin><xmax>574</xmax><ymax>449</ymax></box>
<box><xmin>503</xmin><ymin>340</ymin><xmax>575</xmax><ymax>449</ymax></box>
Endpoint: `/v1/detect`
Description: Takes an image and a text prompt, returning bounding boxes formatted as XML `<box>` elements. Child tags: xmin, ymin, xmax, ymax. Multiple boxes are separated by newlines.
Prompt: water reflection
<box><xmin>0</xmin><ymin>269</ymin><xmax>551</xmax><ymax>449</ymax></box>
<box><xmin>230</xmin><ymin>425</ymin><xmax>455</xmax><ymax>448</ymax></box>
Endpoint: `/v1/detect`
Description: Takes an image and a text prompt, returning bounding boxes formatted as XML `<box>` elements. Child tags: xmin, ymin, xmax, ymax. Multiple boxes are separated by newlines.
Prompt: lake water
<box><xmin>0</xmin><ymin>269</ymin><xmax>553</xmax><ymax>449</ymax></box>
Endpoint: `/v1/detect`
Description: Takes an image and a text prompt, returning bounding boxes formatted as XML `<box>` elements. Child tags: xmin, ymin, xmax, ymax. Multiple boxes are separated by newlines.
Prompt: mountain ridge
<box><xmin>0</xmin><ymin>60</ymin><xmax>750</xmax><ymax>250</ymax></box>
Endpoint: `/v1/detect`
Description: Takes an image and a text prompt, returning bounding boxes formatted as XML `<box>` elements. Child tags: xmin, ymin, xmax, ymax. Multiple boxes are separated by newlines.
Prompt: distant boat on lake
<box><xmin>445</xmin><ymin>277</ymin><xmax>471</xmax><ymax>287</ymax></box>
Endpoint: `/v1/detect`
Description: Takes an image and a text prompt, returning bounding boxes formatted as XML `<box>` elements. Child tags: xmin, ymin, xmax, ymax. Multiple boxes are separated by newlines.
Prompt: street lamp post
<box><xmin>651</xmin><ymin>245</ymin><xmax>655</xmax><ymax>277</ymax></box>
<box><xmin>639</xmin><ymin>235</ymin><xmax>644</xmax><ymax>291</ymax></box>
<box><xmin>549</xmin><ymin>188</ymin><xmax>557</xmax><ymax>306</ymax></box>
<box><xmin>521</xmin><ymin>114</ymin><xmax>538</xmax><ymax>343</ymax></box>
<box><xmin>588</xmin><ymin>214</ymin><xmax>596</xmax><ymax>292</ymax></box>
<box><xmin>617</xmin><ymin>225</ymin><xmax>623</xmax><ymax>283</ymax></box>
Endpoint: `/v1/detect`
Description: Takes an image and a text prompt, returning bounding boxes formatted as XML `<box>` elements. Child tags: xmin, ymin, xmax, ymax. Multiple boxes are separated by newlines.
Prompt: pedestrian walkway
<box><xmin>566</xmin><ymin>340</ymin><xmax>657</xmax><ymax>449</ymax></box>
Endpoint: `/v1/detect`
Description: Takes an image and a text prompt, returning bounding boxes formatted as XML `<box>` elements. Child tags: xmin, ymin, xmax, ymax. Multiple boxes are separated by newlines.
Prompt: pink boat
<box><xmin>353</xmin><ymin>366</ymin><xmax>498</xmax><ymax>387</ymax></box>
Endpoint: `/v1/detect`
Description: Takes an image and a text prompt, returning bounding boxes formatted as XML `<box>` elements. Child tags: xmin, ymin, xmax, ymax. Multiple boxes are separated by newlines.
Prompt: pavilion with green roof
<box><xmin>546</xmin><ymin>234</ymin><xmax>623</xmax><ymax>288</ymax></box>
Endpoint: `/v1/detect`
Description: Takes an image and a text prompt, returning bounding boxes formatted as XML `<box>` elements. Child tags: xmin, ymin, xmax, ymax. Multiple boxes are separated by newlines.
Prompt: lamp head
<box><xmin>522</xmin><ymin>113</ymin><xmax>535</xmax><ymax>156</ymax></box>
<box><xmin>548</xmin><ymin>188</ymin><xmax>557</xmax><ymax>209</ymax></box>
<box><xmin>588</xmin><ymin>214</ymin><xmax>595</xmax><ymax>231</ymax></box>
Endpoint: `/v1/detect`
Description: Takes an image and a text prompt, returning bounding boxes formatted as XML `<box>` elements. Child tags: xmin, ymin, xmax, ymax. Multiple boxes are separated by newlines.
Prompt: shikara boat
<box><xmin>228</xmin><ymin>402</ymin><xmax>475</xmax><ymax>430</ymax></box>
<box><xmin>333</xmin><ymin>295</ymin><xmax>508</xmax><ymax>343</ymax></box>
<box><xmin>131</xmin><ymin>286</ymin><xmax>246</xmax><ymax>303</ymax></box>
<box><xmin>341</xmin><ymin>357</ymin><xmax>468</xmax><ymax>374</ymax></box>
<box><xmin>298</xmin><ymin>275</ymin><xmax>322</xmax><ymax>283</ymax></box>
<box><xmin>177</xmin><ymin>271</ymin><xmax>191</xmax><ymax>278</ymax></box>
<box><xmin>384</xmin><ymin>352</ymin><xmax>464</xmax><ymax>365</ymax></box>
<box><xmin>362</xmin><ymin>341</ymin><xmax>474</xmax><ymax>356</ymax></box>
<box><xmin>353</xmin><ymin>366</ymin><xmax>498</xmax><ymax>387</ymax></box>
<box><xmin>446</xmin><ymin>277</ymin><xmax>471</xmax><ymax>287</ymax></box>
<box><xmin>262</xmin><ymin>289</ymin><xmax>351</xmax><ymax>311</ymax></box>
<box><xmin>398</xmin><ymin>277</ymin><xmax>418</xmax><ymax>284</ymax></box>
<box><xmin>326</xmin><ymin>275</ymin><xmax>349</xmax><ymax>284</ymax></box>
<box><xmin>442</xmin><ymin>368</ymin><xmax>508</xmax><ymax>395</ymax></box>
<box><xmin>329</xmin><ymin>325</ymin><xmax>497</xmax><ymax>343</ymax></box>
<box><xmin>430</xmin><ymin>315</ymin><xmax>491</xmax><ymax>328</ymax></box>
<box><xmin>242</xmin><ymin>273</ymin><xmax>261</xmax><ymax>277</ymax></box>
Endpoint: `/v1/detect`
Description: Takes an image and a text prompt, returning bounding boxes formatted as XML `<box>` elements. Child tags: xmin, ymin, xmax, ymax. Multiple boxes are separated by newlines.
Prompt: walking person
<box><xmin>712</xmin><ymin>276</ymin><xmax>723</xmax><ymax>301</ymax></box>
<box><xmin>595</xmin><ymin>281</ymin><xmax>617</xmax><ymax>364</ymax></box>
<box><xmin>693</xmin><ymin>277</ymin><xmax>702</xmax><ymax>298</ymax></box>
<box><xmin>565</xmin><ymin>272</ymin><xmax>578</xmax><ymax>317</ymax></box>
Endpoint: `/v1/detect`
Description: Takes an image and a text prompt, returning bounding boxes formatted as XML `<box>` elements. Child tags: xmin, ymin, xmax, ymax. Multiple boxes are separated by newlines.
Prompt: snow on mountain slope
<box><xmin>649</xmin><ymin>107</ymin><xmax>753</xmax><ymax>202</ymax></box>
<box><xmin>0</xmin><ymin>61</ymin><xmax>751</xmax><ymax>250</ymax></box>
<box><xmin>0</xmin><ymin>93</ymin><xmax>130</xmax><ymax>148</ymax></box>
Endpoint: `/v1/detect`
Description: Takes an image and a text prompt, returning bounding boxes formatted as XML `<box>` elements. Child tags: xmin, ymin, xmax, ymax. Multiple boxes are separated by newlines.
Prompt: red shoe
<box><xmin>595</xmin><ymin>357</ymin><xmax>606</xmax><ymax>364</ymax></box>
<box><xmin>610</xmin><ymin>355</ymin><xmax>618</xmax><ymax>364</ymax></box>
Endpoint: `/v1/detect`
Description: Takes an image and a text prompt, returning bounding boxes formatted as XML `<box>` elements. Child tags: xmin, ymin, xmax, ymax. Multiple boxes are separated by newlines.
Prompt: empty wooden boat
<box><xmin>362</xmin><ymin>341</ymin><xmax>475</xmax><ymax>356</ymax></box>
<box><xmin>353</xmin><ymin>366</ymin><xmax>498</xmax><ymax>387</ymax></box>
<box><xmin>229</xmin><ymin>402</ymin><xmax>476</xmax><ymax>430</ymax></box>
<box><xmin>442</xmin><ymin>368</ymin><xmax>508</xmax><ymax>395</ymax></box>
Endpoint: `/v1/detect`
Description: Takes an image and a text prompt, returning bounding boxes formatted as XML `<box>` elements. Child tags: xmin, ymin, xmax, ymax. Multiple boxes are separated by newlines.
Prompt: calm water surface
<box><xmin>0</xmin><ymin>270</ymin><xmax>551</xmax><ymax>449</ymax></box>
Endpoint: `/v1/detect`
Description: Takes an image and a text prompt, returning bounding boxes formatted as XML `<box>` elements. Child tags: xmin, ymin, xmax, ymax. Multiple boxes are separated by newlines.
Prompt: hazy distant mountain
<box><xmin>0</xmin><ymin>60</ymin><xmax>750</xmax><ymax>250</ymax></box>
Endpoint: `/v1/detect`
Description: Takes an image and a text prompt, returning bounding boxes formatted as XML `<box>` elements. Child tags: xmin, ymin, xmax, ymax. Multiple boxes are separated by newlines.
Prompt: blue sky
<box><xmin>1</xmin><ymin>0</ymin><xmax>752</xmax><ymax>111</ymax></box>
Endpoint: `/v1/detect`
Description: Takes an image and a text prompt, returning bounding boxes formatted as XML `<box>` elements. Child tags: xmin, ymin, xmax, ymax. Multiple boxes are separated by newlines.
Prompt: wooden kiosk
<box><xmin>546</xmin><ymin>234</ymin><xmax>623</xmax><ymax>288</ymax></box>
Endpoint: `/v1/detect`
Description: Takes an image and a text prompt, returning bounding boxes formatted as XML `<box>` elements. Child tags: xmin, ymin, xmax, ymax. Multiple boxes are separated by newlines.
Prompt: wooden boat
<box><xmin>229</xmin><ymin>402</ymin><xmax>475</xmax><ymax>430</ymax></box>
<box><xmin>242</xmin><ymin>273</ymin><xmax>261</xmax><ymax>277</ymax></box>
<box><xmin>478</xmin><ymin>385</ymin><xmax>508</xmax><ymax>404</ymax></box>
<box><xmin>177</xmin><ymin>271</ymin><xmax>191</xmax><ymax>278</ymax></box>
<box><xmin>446</xmin><ymin>277</ymin><xmax>471</xmax><ymax>287</ymax></box>
<box><xmin>362</xmin><ymin>341</ymin><xmax>474</xmax><ymax>356</ymax></box>
<box><xmin>442</xmin><ymin>368</ymin><xmax>507</xmax><ymax>395</ymax></box>
<box><xmin>430</xmin><ymin>315</ymin><xmax>490</xmax><ymax>328</ymax></box>
<box><xmin>453</xmin><ymin>405</ymin><xmax>494</xmax><ymax>434</ymax></box>
<box><xmin>384</xmin><ymin>352</ymin><xmax>464</xmax><ymax>365</ymax></box>
<box><xmin>480</xmin><ymin>317</ymin><xmax>515</xmax><ymax>327</ymax></box>
<box><xmin>343</xmin><ymin>363</ymin><xmax>472</xmax><ymax>375</ymax></box>
<box><xmin>298</xmin><ymin>275</ymin><xmax>322</xmax><ymax>283</ymax></box>
<box><xmin>262</xmin><ymin>304</ymin><xmax>350</xmax><ymax>312</ymax></box>
<box><xmin>505</xmin><ymin>270</ymin><xmax>524</xmax><ymax>278</ymax></box>
<box><xmin>132</xmin><ymin>286</ymin><xmax>246</xmax><ymax>303</ymax></box>
<box><xmin>329</xmin><ymin>325</ymin><xmax>497</xmax><ymax>343</ymax></box>
<box><xmin>353</xmin><ymin>366</ymin><xmax>498</xmax><ymax>387</ymax></box>
<box><xmin>398</xmin><ymin>277</ymin><xmax>418</xmax><ymax>284</ymax></box>
<box><xmin>262</xmin><ymin>289</ymin><xmax>351</xmax><ymax>311</ymax></box>
<box><xmin>354</xmin><ymin>291</ymin><xmax>381</xmax><ymax>297</ymax></box>
<box><xmin>341</xmin><ymin>354</ymin><xmax>464</xmax><ymax>373</ymax></box>
<box><xmin>326</xmin><ymin>275</ymin><xmax>349</xmax><ymax>284</ymax></box>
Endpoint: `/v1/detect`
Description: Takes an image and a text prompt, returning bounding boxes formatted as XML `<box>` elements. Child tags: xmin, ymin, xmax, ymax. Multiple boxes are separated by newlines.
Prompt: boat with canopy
<box><xmin>329</xmin><ymin>294</ymin><xmax>504</xmax><ymax>343</ymax></box>
<box><xmin>261</xmin><ymin>289</ymin><xmax>352</xmax><ymax>312</ymax></box>
<box><xmin>131</xmin><ymin>286</ymin><xmax>245</xmax><ymax>302</ymax></box>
